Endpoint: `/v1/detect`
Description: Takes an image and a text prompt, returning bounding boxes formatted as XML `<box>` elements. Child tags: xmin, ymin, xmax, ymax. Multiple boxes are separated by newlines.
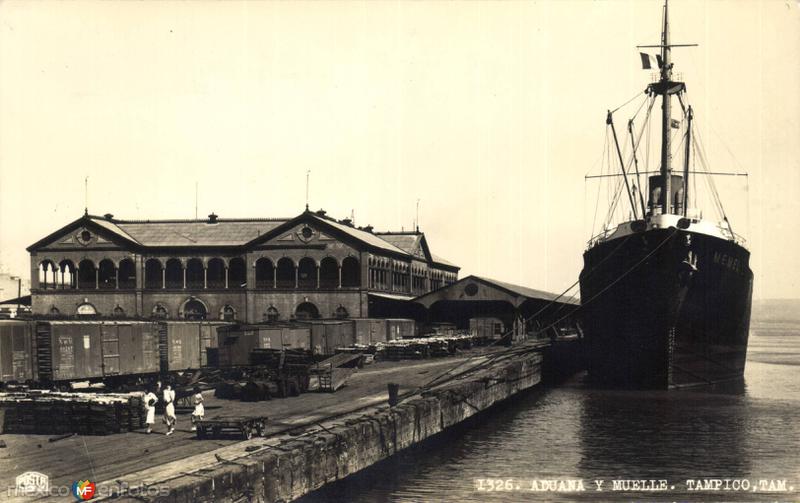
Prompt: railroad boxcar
<box><xmin>35</xmin><ymin>321</ymin><xmax>159</xmax><ymax>384</ymax></box>
<box><xmin>200</xmin><ymin>321</ymin><xmax>226</xmax><ymax>366</ymax></box>
<box><xmin>215</xmin><ymin>324</ymin><xmax>312</xmax><ymax>366</ymax></box>
<box><xmin>384</xmin><ymin>319</ymin><xmax>417</xmax><ymax>340</ymax></box>
<box><xmin>304</xmin><ymin>320</ymin><xmax>355</xmax><ymax>356</ymax></box>
<box><xmin>0</xmin><ymin>320</ymin><xmax>36</xmax><ymax>383</ymax></box>
<box><xmin>157</xmin><ymin>321</ymin><xmax>232</xmax><ymax>373</ymax></box>
<box><xmin>279</xmin><ymin>326</ymin><xmax>312</xmax><ymax>351</ymax></box>
<box><xmin>352</xmin><ymin>318</ymin><xmax>388</xmax><ymax>345</ymax></box>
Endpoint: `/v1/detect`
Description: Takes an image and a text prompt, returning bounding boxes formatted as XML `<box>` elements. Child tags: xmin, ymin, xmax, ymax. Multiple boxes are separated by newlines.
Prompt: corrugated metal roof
<box><xmin>412</xmin><ymin>275</ymin><xmax>577</xmax><ymax>308</ymax></box>
<box><xmin>472</xmin><ymin>276</ymin><xmax>578</xmax><ymax>304</ymax></box>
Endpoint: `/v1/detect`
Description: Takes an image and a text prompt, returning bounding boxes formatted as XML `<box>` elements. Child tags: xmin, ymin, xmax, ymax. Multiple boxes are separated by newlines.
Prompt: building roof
<box><xmin>27</xmin><ymin>211</ymin><xmax>460</xmax><ymax>270</ymax></box>
<box><xmin>310</xmin><ymin>215</ymin><xmax>408</xmax><ymax>256</ymax></box>
<box><xmin>375</xmin><ymin>233</ymin><xmax>421</xmax><ymax>254</ymax></box>
<box><xmin>431</xmin><ymin>253</ymin><xmax>457</xmax><ymax>268</ymax></box>
<box><xmin>374</xmin><ymin>231</ymin><xmax>457</xmax><ymax>269</ymax></box>
<box><xmin>110</xmin><ymin>219</ymin><xmax>287</xmax><ymax>247</ymax></box>
<box><xmin>412</xmin><ymin>274</ymin><xmax>577</xmax><ymax>309</ymax></box>
<box><xmin>471</xmin><ymin>276</ymin><xmax>577</xmax><ymax>304</ymax></box>
<box><xmin>0</xmin><ymin>294</ymin><xmax>31</xmax><ymax>306</ymax></box>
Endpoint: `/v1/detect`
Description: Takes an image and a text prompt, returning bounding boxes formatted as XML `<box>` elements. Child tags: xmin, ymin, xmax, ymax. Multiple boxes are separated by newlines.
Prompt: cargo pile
<box><xmin>0</xmin><ymin>390</ymin><xmax>146</xmax><ymax>435</ymax></box>
<box><xmin>373</xmin><ymin>333</ymin><xmax>496</xmax><ymax>361</ymax></box>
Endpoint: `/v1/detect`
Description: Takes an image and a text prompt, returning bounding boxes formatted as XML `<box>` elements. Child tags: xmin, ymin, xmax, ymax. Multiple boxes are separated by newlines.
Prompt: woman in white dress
<box><xmin>144</xmin><ymin>389</ymin><xmax>158</xmax><ymax>434</ymax></box>
<box><xmin>163</xmin><ymin>384</ymin><xmax>176</xmax><ymax>435</ymax></box>
<box><xmin>191</xmin><ymin>386</ymin><xmax>204</xmax><ymax>432</ymax></box>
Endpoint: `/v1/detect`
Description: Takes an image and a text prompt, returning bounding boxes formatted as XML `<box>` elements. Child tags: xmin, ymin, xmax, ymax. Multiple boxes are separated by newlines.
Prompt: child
<box><xmin>144</xmin><ymin>388</ymin><xmax>158</xmax><ymax>434</ymax></box>
<box><xmin>191</xmin><ymin>386</ymin><xmax>204</xmax><ymax>432</ymax></box>
<box><xmin>163</xmin><ymin>383</ymin><xmax>177</xmax><ymax>435</ymax></box>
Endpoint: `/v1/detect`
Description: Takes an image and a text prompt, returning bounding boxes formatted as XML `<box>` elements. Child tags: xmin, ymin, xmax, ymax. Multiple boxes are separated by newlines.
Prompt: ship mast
<box><xmin>638</xmin><ymin>0</ymin><xmax>696</xmax><ymax>216</ymax></box>
<box><xmin>659</xmin><ymin>0</ymin><xmax>672</xmax><ymax>215</ymax></box>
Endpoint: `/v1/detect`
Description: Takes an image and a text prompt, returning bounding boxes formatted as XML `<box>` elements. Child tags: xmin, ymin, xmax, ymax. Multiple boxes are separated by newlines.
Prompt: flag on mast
<box><xmin>639</xmin><ymin>52</ymin><xmax>663</xmax><ymax>70</ymax></box>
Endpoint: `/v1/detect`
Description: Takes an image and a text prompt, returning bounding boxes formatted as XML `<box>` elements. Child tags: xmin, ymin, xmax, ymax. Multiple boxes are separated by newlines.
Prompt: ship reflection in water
<box><xmin>301</xmin><ymin>326</ymin><xmax>800</xmax><ymax>502</ymax></box>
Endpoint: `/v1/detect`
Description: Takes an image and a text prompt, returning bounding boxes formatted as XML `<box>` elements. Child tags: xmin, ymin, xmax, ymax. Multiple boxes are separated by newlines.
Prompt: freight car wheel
<box><xmin>242</xmin><ymin>426</ymin><xmax>253</xmax><ymax>440</ymax></box>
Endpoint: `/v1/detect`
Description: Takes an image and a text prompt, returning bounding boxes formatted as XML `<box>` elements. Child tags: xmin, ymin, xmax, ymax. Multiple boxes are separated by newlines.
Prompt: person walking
<box><xmin>163</xmin><ymin>383</ymin><xmax>177</xmax><ymax>436</ymax></box>
<box><xmin>190</xmin><ymin>386</ymin><xmax>204</xmax><ymax>432</ymax></box>
<box><xmin>144</xmin><ymin>388</ymin><xmax>158</xmax><ymax>434</ymax></box>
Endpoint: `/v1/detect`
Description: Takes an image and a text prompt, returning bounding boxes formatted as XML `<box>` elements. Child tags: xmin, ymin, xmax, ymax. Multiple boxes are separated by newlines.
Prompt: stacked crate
<box><xmin>0</xmin><ymin>391</ymin><xmax>146</xmax><ymax>435</ymax></box>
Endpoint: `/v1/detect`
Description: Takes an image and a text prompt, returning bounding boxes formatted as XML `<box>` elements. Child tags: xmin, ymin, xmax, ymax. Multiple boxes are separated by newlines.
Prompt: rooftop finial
<box><xmin>84</xmin><ymin>176</ymin><xmax>89</xmax><ymax>215</ymax></box>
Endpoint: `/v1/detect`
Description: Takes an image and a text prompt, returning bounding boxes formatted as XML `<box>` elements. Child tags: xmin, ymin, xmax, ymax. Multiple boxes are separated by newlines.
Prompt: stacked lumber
<box><xmin>0</xmin><ymin>390</ymin><xmax>146</xmax><ymax>436</ymax></box>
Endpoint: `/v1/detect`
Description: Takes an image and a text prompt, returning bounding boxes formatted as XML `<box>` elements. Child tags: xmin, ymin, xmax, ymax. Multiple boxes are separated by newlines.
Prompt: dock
<box><xmin>0</xmin><ymin>339</ymin><xmax>575</xmax><ymax>502</ymax></box>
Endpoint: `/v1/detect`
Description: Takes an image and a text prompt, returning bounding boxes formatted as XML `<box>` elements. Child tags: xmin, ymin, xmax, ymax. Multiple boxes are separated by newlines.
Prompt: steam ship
<box><xmin>579</xmin><ymin>0</ymin><xmax>753</xmax><ymax>389</ymax></box>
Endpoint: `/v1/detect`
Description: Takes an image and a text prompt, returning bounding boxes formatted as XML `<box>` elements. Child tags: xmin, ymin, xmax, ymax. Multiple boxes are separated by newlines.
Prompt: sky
<box><xmin>0</xmin><ymin>0</ymin><xmax>798</xmax><ymax>300</ymax></box>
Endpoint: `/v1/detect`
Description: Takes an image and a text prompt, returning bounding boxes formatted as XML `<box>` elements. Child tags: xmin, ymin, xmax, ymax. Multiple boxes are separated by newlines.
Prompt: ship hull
<box><xmin>579</xmin><ymin>227</ymin><xmax>753</xmax><ymax>389</ymax></box>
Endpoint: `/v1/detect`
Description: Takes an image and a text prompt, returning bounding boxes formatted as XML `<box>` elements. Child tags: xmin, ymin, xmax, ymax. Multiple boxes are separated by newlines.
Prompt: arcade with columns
<box><xmin>28</xmin><ymin>209</ymin><xmax>459</xmax><ymax>323</ymax></box>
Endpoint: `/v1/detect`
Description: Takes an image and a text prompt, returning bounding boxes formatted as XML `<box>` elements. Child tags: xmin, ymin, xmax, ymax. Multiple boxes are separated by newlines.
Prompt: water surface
<box><xmin>303</xmin><ymin>302</ymin><xmax>800</xmax><ymax>502</ymax></box>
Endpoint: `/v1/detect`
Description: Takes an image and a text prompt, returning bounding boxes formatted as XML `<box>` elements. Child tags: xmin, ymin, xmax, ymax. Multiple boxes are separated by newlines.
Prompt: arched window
<box><xmin>118</xmin><ymin>258</ymin><xmax>136</xmax><ymax>289</ymax></box>
<box><xmin>183</xmin><ymin>298</ymin><xmax>207</xmax><ymax>320</ymax></box>
<box><xmin>38</xmin><ymin>260</ymin><xmax>57</xmax><ymax>289</ymax></box>
<box><xmin>220</xmin><ymin>304</ymin><xmax>236</xmax><ymax>322</ymax></box>
<box><xmin>276</xmin><ymin>258</ymin><xmax>295</xmax><ymax>289</ymax></box>
<box><xmin>152</xmin><ymin>303</ymin><xmax>168</xmax><ymax>319</ymax></box>
<box><xmin>335</xmin><ymin>305</ymin><xmax>349</xmax><ymax>319</ymax></box>
<box><xmin>145</xmin><ymin>259</ymin><xmax>163</xmax><ymax>289</ymax></box>
<box><xmin>78</xmin><ymin>259</ymin><xmax>96</xmax><ymax>289</ymax></box>
<box><xmin>255</xmin><ymin>258</ymin><xmax>274</xmax><ymax>288</ymax></box>
<box><xmin>113</xmin><ymin>305</ymin><xmax>125</xmax><ymax>317</ymax></box>
<box><xmin>58</xmin><ymin>260</ymin><xmax>77</xmax><ymax>289</ymax></box>
<box><xmin>186</xmin><ymin>258</ymin><xmax>204</xmax><ymax>289</ymax></box>
<box><xmin>295</xmin><ymin>302</ymin><xmax>319</xmax><ymax>320</ymax></box>
<box><xmin>319</xmin><ymin>257</ymin><xmax>338</xmax><ymax>289</ymax></box>
<box><xmin>297</xmin><ymin>257</ymin><xmax>317</xmax><ymax>289</ymax></box>
<box><xmin>207</xmin><ymin>258</ymin><xmax>225</xmax><ymax>289</ymax></box>
<box><xmin>77</xmin><ymin>303</ymin><xmax>97</xmax><ymax>316</ymax></box>
<box><xmin>228</xmin><ymin>257</ymin><xmax>246</xmax><ymax>289</ymax></box>
<box><xmin>98</xmin><ymin>259</ymin><xmax>116</xmax><ymax>289</ymax></box>
<box><xmin>342</xmin><ymin>257</ymin><xmax>360</xmax><ymax>288</ymax></box>
<box><xmin>165</xmin><ymin>259</ymin><xmax>183</xmax><ymax>289</ymax></box>
<box><xmin>264</xmin><ymin>306</ymin><xmax>279</xmax><ymax>322</ymax></box>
